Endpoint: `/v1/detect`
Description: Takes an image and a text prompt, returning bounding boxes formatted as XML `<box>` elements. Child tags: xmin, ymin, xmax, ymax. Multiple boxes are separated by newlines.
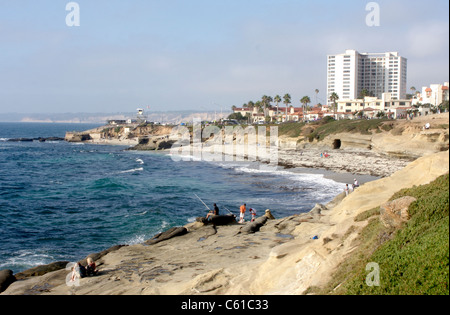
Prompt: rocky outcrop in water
<box><xmin>128</xmin><ymin>136</ymin><xmax>177</xmax><ymax>151</ymax></box>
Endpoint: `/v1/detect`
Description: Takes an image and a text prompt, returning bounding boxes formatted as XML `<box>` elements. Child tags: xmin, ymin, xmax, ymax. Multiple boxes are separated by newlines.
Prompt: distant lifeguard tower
<box><xmin>136</xmin><ymin>108</ymin><xmax>148</xmax><ymax>124</ymax></box>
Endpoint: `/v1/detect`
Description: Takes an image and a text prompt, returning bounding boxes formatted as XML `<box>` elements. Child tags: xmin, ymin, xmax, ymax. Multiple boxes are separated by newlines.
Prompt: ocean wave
<box><xmin>187</xmin><ymin>216</ymin><xmax>197</xmax><ymax>223</ymax></box>
<box><xmin>0</xmin><ymin>249</ymin><xmax>55</xmax><ymax>272</ymax></box>
<box><xmin>159</xmin><ymin>220</ymin><xmax>169</xmax><ymax>232</ymax></box>
<box><xmin>228</xmin><ymin>164</ymin><xmax>344</xmax><ymax>198</ymax></box>
<box><xmin>167</xmin><ymin>153</ymin><xmax>203</xmax><ymax>162</ymax></box>
<box><xmin>119</xmin><ymin>167</ymin><xmax>144</xmax><ymax>174</ymax></box>
<box><xmin>124</xmin><ymin>210</ymin><xmax>148</xmax><ymax>218</ymax></box>
<box><xmin>123</xmin><ymin>234</ymin><xmax>147</xmax><ymax>245</ymax></box>
<box><xmin>136</xmin><ymin>158</ymin><xmax>144</xmax><ymax>165</ymax></box>
<box><xmin>0</xmin><ymin>138</ymin><xmax>9</xmax><ymax>142</ymax></box>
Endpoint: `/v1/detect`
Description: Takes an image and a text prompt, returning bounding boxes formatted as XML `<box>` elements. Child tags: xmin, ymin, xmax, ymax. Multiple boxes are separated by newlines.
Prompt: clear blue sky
<box><xmin>0</xmin><ymin>0</ymin><xmax>448</xmax><ymax>113</ymax></box>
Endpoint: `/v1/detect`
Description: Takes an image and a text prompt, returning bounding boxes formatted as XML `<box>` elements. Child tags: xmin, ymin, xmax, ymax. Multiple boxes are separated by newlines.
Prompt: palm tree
<box><xmin>274</xmin><ymin>95</ymin><xmax>281</xmax><ymax>115</ymax></box>
<box><xmin>315</xmin><ymin>89</ymin><xmax>319</xmax><ymax>106</ymax></box>
<box><xmin>283</xmin><ymin>93</ymin><xmax>291</xmax><ymax>122</ymax></box>
<box><xmin>300</xmin><ymin>96</ymin><xmax>311</xmax><ymax>121</ymax></box>
<box><xmin>261</xmin><ymin>95</ymin><xmax>269</xmax><ymax>114</ymax></box>
<box><xmin>255</xmin><ymin>101</ymin><xmax>263</xmax><ymax>113</ymax></box>
<box><xmin>268</xmin><ymin>95</ymin><xmax>274</xmax><ymax>121</ymax></box>
<box><xmin>410</xmin><ymin>86</ymin><xmax>416</xmax><ymax>100</ymax></box>
<box><xmin>330</xmin><ymin>92</ymin><xmax>339</xmax><ymax>119</ymax></box>
<box><xmin>360</xmin><ymin>88</ymin><xmax>369</xmax><ymax>110</ymax></box>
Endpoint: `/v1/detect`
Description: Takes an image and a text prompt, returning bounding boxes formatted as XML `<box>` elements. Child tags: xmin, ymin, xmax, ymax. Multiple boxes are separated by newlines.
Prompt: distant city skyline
<box><xmin>0</xmin><ymin>0</ymin><xmax>449</xmax><ymax>114</ymax></box>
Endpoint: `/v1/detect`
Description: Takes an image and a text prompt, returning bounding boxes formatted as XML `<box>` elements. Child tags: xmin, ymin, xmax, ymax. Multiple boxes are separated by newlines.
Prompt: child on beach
<box><xmin>344</xmin><ymin>184</ymin><xmax>349</xmax><ymax>196</ymax></box>
<box><xmin>249</xmin><ymin>208</ymin><xmax>256</xmax><ymax>222</ymax></box>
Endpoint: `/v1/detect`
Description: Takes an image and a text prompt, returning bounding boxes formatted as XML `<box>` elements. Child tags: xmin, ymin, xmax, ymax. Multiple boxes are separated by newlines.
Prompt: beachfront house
<box><xmin>335</xmin><ymin>93</ymin><xmax>412</xmax><ymax>119</ymax></box>
<box><xmin>232</xmin><ymin>92</ymin><xmax>415</xmax><ymax>123</ymax></box>
<box><xmin>412</xmin><ymin>82</ymin><xmax>449</xmax><ymax>107</ymax></box>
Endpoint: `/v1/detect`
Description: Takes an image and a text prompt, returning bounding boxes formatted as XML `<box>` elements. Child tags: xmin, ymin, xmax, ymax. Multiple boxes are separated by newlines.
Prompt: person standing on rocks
<box><xmin>239</xmin><ymin>203</ymin><xmax>247</xmax><ymax>223</ymax></box>
<box><xmin>249</xmin><ymin>208</ymin><xmax>256</xmax><ymax>222</ymax></box>
<box><xmin>352</xmin><ymin>178</ymin><xmax>359</xmax><ymax>191</ymax></box>
<box><xmin>344</xmin><ymin>184</ymin><xmax>350</xmax><ymax>196</ymax></box>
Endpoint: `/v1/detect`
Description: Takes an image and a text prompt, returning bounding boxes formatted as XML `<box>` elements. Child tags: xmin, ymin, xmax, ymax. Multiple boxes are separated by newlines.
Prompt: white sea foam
<box><xmin>161</xmin><ymin>220</ymin><xmax>169</xmax><ymax>230</ymax></box>
<box><xmin>168</xmin><ymin>153</ymin><xmax>203</xmax><ymax>162</ymax></box>
<box><xmin>187</xmin><ymin>216</ymin><xmax>197</xmax><ymax>223</ymax></box>
<box><xmin>124</xmin><ymin>234</ymin><xmax>147</xmax><ymax>245</ymax></box>
<box><xmin>125</xmin><ymin>210</ymin><xmax>148</xmax><ymax>218</ymax></box>
<box><xmin>0</xmin><ymin>249</ymin><xmax>54</xmax><ymax>271</ymax></box>
<box><xmin>222</xmin><ymin>162</ymin><xmax>345</xmax><ymax>201</ymax></box>
<box><xmin>119</xmin><ymin>167</ymin><xmax>144</xmax><ymax>174</ymax></box>
<box><xmin>136</xmin><ymin>158</ymin><xmax>144</xmax><ymax>164</ymax></box>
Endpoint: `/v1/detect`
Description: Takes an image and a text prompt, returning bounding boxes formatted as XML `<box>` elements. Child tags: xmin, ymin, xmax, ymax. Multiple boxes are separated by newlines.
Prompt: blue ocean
<box><xmin>0</xmin><ymin>122</ymin><xmax>346</xmax><ymax>274</ymax></box>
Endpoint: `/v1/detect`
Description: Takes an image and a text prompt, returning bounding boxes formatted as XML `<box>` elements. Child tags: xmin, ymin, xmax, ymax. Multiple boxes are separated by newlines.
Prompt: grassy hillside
<box><xmin>313</xmin><ymin>173</ymin><xmax>449</xmax><ymax>295</ymax></box>
<box><xmin>275</xmin><ymin>118</ymin><xmax>391</xmax><ymax>142</ymax></box>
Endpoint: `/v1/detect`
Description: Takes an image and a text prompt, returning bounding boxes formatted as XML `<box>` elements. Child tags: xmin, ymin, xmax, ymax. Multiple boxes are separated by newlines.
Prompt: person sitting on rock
<box><xmin>70</xmin><ymin>262</ymin><xmax>86</xmax><ymax>283</ymax></box>
<box><xmin>206</xmin><ymin>203</ymin><xmax>220</xmax><ymax>220</ymax></box>
<box><xmin>86</xmin><ymin>257</ymin><xmax>98</xmax><ymax>276</ymax></box>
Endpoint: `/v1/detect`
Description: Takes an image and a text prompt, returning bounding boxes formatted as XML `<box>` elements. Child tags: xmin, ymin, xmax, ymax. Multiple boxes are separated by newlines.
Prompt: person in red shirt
<box><xmin>249</xmin><ymin>208</ymin><xmax>256</xmax><ymax>222</ymax></box>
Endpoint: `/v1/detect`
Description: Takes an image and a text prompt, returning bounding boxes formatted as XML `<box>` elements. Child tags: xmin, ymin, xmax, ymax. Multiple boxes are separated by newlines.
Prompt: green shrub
<box><xmin>323</xmin><ymin>173</ymin><xmax>449</xmax><ymax>295</ymax></box>
<box><xmin>307</xmin><ymin>119</ymin><xmax>388</xmax><ymax>142</ymax></box>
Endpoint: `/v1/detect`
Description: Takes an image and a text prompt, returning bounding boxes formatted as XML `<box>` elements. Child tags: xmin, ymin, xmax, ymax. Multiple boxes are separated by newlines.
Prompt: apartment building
<box><xmin>327</xmin><ymin>49</ymin><xmax>407</xmax><ymax>104</ymax></box>
<box><xmin>335</xmin><ymin>93</ymin><xmax>412</xmax><ymax>118</ymax></box>
<box><xmin>413</xmin><ymin>82</ymin><xmax>449</xmax><ymax>106</ymax></box>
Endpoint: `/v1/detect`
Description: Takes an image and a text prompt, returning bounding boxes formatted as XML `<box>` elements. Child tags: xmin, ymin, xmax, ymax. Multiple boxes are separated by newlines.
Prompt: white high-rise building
<box><xmin>327</xmin><ymin>49</ymin><xmax>407</xmax><ymax>104</ymax></box>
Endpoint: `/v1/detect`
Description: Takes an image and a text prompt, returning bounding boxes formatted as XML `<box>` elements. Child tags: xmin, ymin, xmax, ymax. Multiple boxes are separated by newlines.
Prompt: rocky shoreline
<box><xmin>1</xmin><ymin>150</ymin><xmax>448</xmax><ymax>295</ymax></box>
<box><xmin>63</xmin><ymin>113</ymin><xmax>449</xmax><ymax>178</ymax></box>
<box><xmin>1</xmin><ymin>114</ymin><xmax>448</xmax><ymax>295</ymax></box>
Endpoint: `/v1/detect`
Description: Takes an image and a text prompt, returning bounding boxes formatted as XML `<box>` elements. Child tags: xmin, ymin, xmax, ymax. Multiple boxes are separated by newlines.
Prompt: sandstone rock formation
<box><xmin>379</xmin><ymin>196</ymin><xmax>417</xmax><ymax>228</ymax></box>
<box><xmin>0</xmin><ymin>270</ymin><xmax>15</xmax><ymax>294</ymax></box>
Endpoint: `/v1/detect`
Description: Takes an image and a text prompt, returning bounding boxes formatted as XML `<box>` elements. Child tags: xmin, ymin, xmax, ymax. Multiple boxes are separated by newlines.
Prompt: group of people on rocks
<box><xmin>239</xmin><ymin>204</ymin><xmax>256</xmax><ymax>223</ymax></box>
<box><xmin>344</xmin><ymin>178</ymin><xmax>360</xmax><ymax>196</ymax></box>
<box><xmin>205</xmin><ymin>202</ymin><xmax>257</xmax><ymax>223</ymax></box>
<box><xmin>69</xmin><ymin>257</ymin><xmax>99</xmax><ymax>284</ymax></box>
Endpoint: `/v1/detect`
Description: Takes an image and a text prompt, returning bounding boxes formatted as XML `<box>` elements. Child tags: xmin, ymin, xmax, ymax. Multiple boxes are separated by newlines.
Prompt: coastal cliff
<box><xmin>65</xmin><ymin>113</ymin><xmax>449</xmax><ymax>178</ymax></box>
<box><xmin>2</xmin><ymin>149</ymin><xmax>448</xmax><ymax>295</ymax></box>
